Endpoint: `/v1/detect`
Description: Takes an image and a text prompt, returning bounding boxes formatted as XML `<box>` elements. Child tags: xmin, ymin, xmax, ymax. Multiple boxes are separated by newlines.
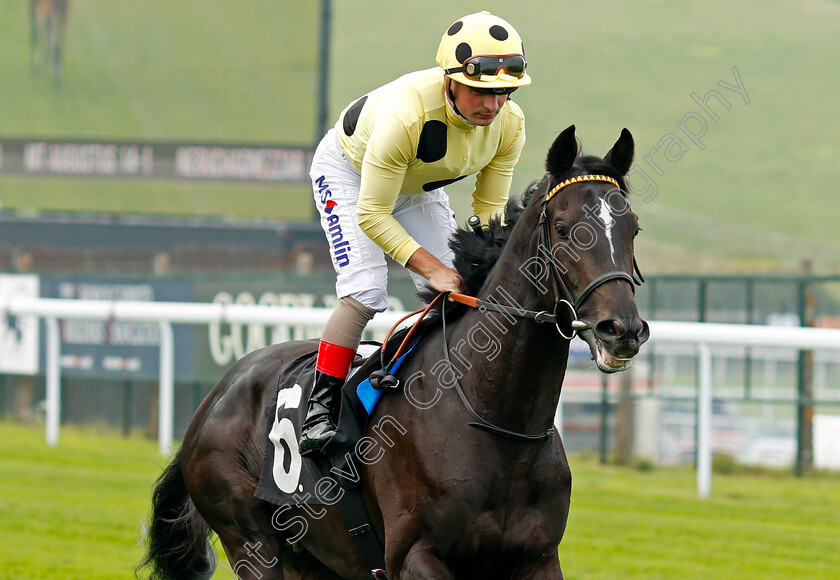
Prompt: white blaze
<box><xmin>599</xmin><ymin>197</ymin><xmax>617</xmax><ymax>266</ymax></box>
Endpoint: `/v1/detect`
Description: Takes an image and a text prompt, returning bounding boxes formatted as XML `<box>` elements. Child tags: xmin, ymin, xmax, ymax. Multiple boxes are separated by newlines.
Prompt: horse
<box><xmin>138</xmin><ymin>124</ymin><xmax>650</xmax><ymax>580</ymax></box>
<box><xmin>29</xmin><ymin>0</ymin><xmax>70</xmax><ymax>86</ymax></box>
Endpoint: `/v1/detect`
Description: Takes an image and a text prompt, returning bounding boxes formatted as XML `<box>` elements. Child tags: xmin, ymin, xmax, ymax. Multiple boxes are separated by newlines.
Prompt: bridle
<box><xmin>435</xmin><ymin>173</ymin><xmax>645</xmax><ymax>443</ymax></box>
<box><xmin>536</xmin><ymin>173</ymin><xmax>644</xmax><ymax>338</ymax></box>
<box><xmin>449</xmin><ymin>173</ymin><xmax>644</xmax><ymax>339</ymax></box>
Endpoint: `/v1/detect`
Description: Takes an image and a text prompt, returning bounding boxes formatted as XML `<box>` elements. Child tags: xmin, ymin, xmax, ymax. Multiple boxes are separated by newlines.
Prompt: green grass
<box><xmin>0</xmin><ymin>0</ymin><xmax>318</xmax><ymax>141</ymax></box>
<box><xmin>1</xmin><ymin>0</ymin><xmax>840</xmax><ymax>272</ymax></box>
<box><xmin>562</xmin><ymin>457</ymin><xmax>840</xmax><ymax>579</ymax></box>
<box><xmin>0</xmin><ymin>421</ymin><xmax>164</xmax><ymax>579</ymax></box>
<box><xmin>0</xmin><ymin>0</ymin><xmax>318</xmax><ymax>221</ymax></box>
<box><xmin>0</xmin><ymin>177</ymin><xmax>313</xmax><ymax>221</ymax></box>
<box><xmin>1</xmin><ymin>421</ymin><xmax>838</xmax><ymax>579</ymax></box>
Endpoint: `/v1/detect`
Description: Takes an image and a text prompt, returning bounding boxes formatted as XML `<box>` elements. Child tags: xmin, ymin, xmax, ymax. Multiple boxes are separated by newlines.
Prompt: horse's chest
<box><xmin>428</xmin><ymin>459</ymin><xmax>571</xmax><ymax>562</ymax></box>
<box><xmin>464</xmin><ymin>503</ymin><xmax>560</xmax><ymax>550</ymax></box>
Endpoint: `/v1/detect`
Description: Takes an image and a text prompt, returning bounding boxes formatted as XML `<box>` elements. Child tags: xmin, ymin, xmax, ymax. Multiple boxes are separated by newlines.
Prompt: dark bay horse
<box><xmin>29</xmin><ymin>0</ymin><xmax>69</xmax><ymax>86</ymax></box>
<box><xmin>139</xmin><ymin>125</ymin><xmax>649</xmax><ymax>579</ymax></box>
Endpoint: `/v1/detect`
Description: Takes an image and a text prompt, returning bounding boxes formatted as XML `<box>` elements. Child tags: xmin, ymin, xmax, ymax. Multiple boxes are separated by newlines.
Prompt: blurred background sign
<box><xmin>38</xmin><ymin>277</ymin><xmax>194</xmax><ymax>381</ymax></box>
<box><xmin>0</xmin><ymin>138</ymin><xmax>312</xmax><ymax>183</ymax></box>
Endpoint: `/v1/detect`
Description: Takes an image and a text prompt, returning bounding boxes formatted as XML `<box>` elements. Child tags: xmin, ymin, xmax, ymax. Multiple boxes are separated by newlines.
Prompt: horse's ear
<box><xmin>604</xmin><ymin>128</ymin><xmax>634</xmax><ymax>176</ymax></box>
<box><xmin>546</xmin><ymin>125</ymin><xmax>579</xmax><ymax>177</ymax></box>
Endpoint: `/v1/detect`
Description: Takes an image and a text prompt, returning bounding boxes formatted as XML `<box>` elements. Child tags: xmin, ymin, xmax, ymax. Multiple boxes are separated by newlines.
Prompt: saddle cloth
<box><xmin>254</xmin><ymin>339</ymin><xmax>419</xmax><ymax>571</ymax></box>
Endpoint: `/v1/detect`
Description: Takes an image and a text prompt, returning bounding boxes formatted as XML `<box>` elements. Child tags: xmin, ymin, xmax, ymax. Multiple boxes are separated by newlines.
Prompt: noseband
<box><xmin>447</xmin><ymin>174</ymin><xmax>644</xmax><ymax>339</ymax></box>
<box><xmin>432</xmin><ymin>174</ymin><xmax>646</xmax><ymax>443</ymax></box>
<box><xmin>537</xmin><ymin>174</ymin><xmax>644</xmax><ymax>338</ymax></box>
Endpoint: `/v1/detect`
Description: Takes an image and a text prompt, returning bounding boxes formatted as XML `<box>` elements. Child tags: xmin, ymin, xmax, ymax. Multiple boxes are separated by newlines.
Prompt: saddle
<box><xmin>254</xmin><ymin>337</ymin><xmax>420</xmax><ymax>574</ymax></box>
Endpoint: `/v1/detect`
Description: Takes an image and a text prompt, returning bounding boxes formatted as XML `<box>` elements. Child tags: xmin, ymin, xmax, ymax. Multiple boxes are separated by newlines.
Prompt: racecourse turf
<box><xmin>0</xmin><ymin>420</ymin><xmax>838</xmax><ymax>579</ymax></box>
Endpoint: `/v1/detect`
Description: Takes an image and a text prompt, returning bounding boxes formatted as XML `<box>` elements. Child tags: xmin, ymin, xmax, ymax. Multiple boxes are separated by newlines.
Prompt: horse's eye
<box><xmin>634</xmin><ymin>227</ymin><xmax>642</xmax><ymax>238</ymax></box>
<box><xmin>555</xmin><ymin>224</ymin><xmax>570</xmax><ymax>239</ymax></box>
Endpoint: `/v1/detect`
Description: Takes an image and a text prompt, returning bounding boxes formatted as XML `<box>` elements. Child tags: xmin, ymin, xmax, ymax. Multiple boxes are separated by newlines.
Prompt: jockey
<box><xmin>299</xmin><ymin>11</ymin><xmax>532</xmax><ymax>455</ymax></box>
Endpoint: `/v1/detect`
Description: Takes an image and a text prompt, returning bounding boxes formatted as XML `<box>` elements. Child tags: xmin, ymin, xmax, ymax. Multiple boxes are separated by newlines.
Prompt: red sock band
<box><xmin>316</xmin><ymin>340</ymin><xmax>356</xmax><ymax>379</ymax></box>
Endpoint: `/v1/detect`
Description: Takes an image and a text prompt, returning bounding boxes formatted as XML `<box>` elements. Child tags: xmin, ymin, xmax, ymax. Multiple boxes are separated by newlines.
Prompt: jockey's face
<box><xmin>448</xmin><ymin>79</ymin><xmax>511</xmax><ymax>126</ymax></box>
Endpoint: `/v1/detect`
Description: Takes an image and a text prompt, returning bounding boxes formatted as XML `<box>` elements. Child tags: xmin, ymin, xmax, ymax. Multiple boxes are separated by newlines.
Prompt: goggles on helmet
<box><xmin>445</xmin><ymin>55</ymin><xmax>527</xmax><ymax>80</ymax></box>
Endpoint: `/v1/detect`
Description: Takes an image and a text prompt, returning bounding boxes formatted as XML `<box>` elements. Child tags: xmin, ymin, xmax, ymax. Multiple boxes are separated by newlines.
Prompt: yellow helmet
<box><xmin>436</xmin><ymin>11</ymin><xmax>531</xmax><ymax>90</ymax></box>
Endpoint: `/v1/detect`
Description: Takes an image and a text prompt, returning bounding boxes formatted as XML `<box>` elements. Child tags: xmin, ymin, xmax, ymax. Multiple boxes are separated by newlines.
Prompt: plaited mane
<box><xmin>416</xmin><ymin>185</ymin><xmax>535</xmax><ymax>321</ymax></box>
<box><xmin>415</xmin><ymin>152</ymin><xmax>628</xmax><ymax>324</ymax></box>
<box><xmin>450</xmin><ymin>191</ymin><xmax>530</xmax><ymax>296</ymax></box>
<box><xmin>448</xmin><ymin>155</ymin><xmax>625</xmax><ymax>299</ymax></box>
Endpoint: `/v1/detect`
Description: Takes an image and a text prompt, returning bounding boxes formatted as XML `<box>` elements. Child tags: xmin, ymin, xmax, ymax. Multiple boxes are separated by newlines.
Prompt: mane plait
<box><xmin>417</xmin><ymin>189</ymin><xmax>529</xmax><ymax>306</ymax></box>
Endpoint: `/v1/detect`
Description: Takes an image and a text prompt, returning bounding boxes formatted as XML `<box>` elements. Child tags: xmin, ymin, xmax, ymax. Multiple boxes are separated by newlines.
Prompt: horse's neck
<box><xmin>452</xmin><ymin>204</ymin><xmax>570</xmax><ymax>432</ymax></box>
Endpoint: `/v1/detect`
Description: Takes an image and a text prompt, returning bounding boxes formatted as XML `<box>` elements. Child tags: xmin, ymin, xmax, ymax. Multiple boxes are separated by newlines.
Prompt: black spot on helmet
<box><xmin>435</xmin><ymin>11</ymin><xmax>531</xmax><ymax>90</ymax></box>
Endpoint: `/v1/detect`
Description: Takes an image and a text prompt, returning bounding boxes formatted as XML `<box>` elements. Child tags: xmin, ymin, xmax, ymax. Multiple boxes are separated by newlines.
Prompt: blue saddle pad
<box><xmin>355</xmin><ymin>341</ymin><xmax>419</xmax><ymax>414</ymax></box>
<box><xmin>254</xmin><ymin>337</ymin><xmax>422</xmax><ymax>572</ymax></box>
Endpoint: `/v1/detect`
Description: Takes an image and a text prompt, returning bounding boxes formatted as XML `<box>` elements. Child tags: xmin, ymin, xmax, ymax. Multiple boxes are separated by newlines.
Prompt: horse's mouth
<box><xmin>595</xmin><ymin>346</ymin><xmax>632</xmax><ymax>373</ymax></box>
<box><xmin>578</xmin><ymin>330</ymin><xmax>633</xmax><ymax>373</ymax></box>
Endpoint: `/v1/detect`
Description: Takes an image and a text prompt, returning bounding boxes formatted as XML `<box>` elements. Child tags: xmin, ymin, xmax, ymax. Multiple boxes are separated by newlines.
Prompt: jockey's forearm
<box><xmin>405</xmin><ymin>247</ymin><xmax>463</xmax><ymax>293</ymax></box>
<box><xmin>356</xmin><ymin>205</ymin><xmax>421</xmax><ymax>267</ymax></box>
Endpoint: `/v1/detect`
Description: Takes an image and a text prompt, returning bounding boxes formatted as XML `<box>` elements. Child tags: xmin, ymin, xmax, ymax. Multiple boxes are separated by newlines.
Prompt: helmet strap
<box><xmin>444</xmin><ymin>77</ymin><xmax>476</xmax><ymax>126</ymax></box>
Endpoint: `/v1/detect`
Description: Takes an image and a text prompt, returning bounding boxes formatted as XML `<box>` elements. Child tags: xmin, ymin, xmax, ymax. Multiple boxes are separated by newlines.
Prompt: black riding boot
<box><xmin>298</xmin><ymin>371</ymin><xmax>344</xmax><ymax>456</ymax></box>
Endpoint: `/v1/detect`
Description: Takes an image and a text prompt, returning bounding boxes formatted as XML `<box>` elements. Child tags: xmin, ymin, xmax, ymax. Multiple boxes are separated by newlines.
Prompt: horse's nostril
<box><xmin>595</xmin><ymin>319</ymin><xmax>625</xmax><ymax>340</ymax></box>
<box><xmin>632</xmin><ymin>320</ymin><xmax>647</xmax><ymax>338</ymax></box>
<box><xmin>595</xmin><ymin>319</ymin><xmax>649</xmax><ymax>343</ymax></box>
<box><xmin>638</xmin><ymin>320</ymin><xmax>651</xmax><ymax>343</ymax></box>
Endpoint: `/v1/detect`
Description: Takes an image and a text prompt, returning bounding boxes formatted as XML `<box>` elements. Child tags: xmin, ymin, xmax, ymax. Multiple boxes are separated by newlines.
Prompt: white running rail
<box><xmin>3</xmin><ymin>296</ymin><xmax>840</xmax><ymax>498</ymax></box>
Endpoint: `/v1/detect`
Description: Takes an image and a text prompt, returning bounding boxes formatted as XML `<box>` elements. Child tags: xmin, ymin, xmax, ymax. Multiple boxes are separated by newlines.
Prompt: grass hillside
<box><xmin>1</xmin><ymin>0</ymin><xmax>839</xmax><ymax>272</ymax></box>
<box><xmin>0</xmin><ymin>0</ymin><xmax>319</xmax><ymax>220</ymax></box>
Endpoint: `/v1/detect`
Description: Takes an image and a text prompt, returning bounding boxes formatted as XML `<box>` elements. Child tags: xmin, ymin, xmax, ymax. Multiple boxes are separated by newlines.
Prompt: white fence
<box><xmin>3</xmin><ymin>296</ymin><xmax>840</xmax><ymax>498</ymax></box>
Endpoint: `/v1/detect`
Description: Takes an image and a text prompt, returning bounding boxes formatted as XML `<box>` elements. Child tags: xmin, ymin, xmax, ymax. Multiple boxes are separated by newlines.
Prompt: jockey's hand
<box><xmin>405</xmin><ymin>247</ymin><xmax>464</xmax><ymax>294</ymax></box>
<box><xmin>426</xmin><ymin>265</ymin><xmax>464</xmax><ymax>294</ymax></box>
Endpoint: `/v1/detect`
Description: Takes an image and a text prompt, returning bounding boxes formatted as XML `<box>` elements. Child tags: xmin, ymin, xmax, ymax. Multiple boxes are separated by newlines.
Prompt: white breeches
<box><xmin>309</xmin><ymin>129</ymin><xmax>458</xmax><ymax>312</ymax></box>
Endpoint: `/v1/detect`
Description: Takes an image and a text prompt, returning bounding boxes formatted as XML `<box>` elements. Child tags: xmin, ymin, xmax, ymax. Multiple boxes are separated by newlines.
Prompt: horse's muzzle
<box><xmin>593</xmin><ymin>317</ymin><xmax>650</xmax><ymax>360</ymax></box>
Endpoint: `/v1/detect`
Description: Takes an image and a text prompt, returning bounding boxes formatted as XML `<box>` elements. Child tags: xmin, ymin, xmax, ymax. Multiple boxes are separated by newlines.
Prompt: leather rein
<box><xmin>536</xmin><ymin>174</ymin><xmax>644</xmax><ymax>336</ymax></box>
<box><xmin>450</xmin><ymin>173</ymin><xmax>644</xmax><ymax>339</ymax></box>
<box><xmin>381</xmin><ymin>173</ymin><xmax>645</xmax><ymax>443</ymax></box>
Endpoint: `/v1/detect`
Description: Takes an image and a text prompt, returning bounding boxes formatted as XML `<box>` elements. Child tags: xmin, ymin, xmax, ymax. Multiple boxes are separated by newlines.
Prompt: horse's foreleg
<box><xmin>52</xmin><ymin>20</ymin><xmax>65</xmax><ymax>77</ymax></box>
<box><xmin>52</xmin><ymin>3</ymin><xmax>68</xmax><ymax>84</ymax></box>
<box><xmin>216</xmin><ymin>527</ymin><xmax>350</xmax><ymax>580</ymax></box>
<box><xmin>396</xmin><ymin>540</ymin><xmax>456</xmax><ymax>580</ymax></box>
<box><xmin>511</xmin><ymin>554</ymin><xmax>564</xmax><ymax>580</ymax></box>
<box><xmin>29</xmin><ymin>0</ymin><xmax>41</xmax><ymax>70</ymax></box>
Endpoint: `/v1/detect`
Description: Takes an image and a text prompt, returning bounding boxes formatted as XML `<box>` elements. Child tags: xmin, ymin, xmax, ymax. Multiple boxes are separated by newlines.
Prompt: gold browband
<box><xmin>544</xmin><ymin>174</ymin><xmax>621</xmax><ymax>203</ymax></box>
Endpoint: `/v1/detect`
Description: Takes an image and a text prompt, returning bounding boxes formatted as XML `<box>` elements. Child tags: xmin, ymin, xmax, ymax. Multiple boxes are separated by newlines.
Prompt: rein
<box><xmin>439</xmin><ymin>296</ymin><xmax>554</xmax><ymax>442</ymax></box>
<box><xmin>379</xmin><ymin>293</ymin><xmax>447</xmax><ymax>371</ymax></box>
<box><xmin>377</xmin><ymin>173</ymin><xmax>646</xmax><ymax>444</ymax></box>
<box><xmin>439</xmin><ymin>173</ymin><xmax>646</xmax><ymax>443</ymax></box>
<box><xmin>537</xmin><ymin>174</ymin><xmax>643</xmax><ymax>338</ymax></box>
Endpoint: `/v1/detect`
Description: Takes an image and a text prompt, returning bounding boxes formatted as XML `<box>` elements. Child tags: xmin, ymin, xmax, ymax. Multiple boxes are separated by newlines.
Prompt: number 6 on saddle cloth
<box><xmin>254</xmin><ymin>336</ymin><xmax>421</xmax><ymax>574</ymax></box>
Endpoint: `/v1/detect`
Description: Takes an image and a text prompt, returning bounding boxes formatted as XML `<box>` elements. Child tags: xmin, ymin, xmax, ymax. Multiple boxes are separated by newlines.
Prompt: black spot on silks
<box><xmin>448</xmin><ymin>21</ymin><xmax>463</xmax><ymax>35</ymax></box>
<box><xmin>422</xmin><ymin>175</ymin><xmax>467</xmax><ymax>192</ymax></box>
<box><xmin>342</xmin><ymin>95</ymin><xmax>368</xmax><ymax>137</ymax></box>
<box><xmin>455</xmin><ymin>42</ymin><xmax>472</xmax><ymax>65</ymax></box>
<box><xmin>489</xmin><ymin>25</ymin><xmax>508</xmax><ymax>41</ymax></box>
<box><xmin>416</xmin><ymin>120</ymin><xmax>447</xmax><ymax>163</ymax></box>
